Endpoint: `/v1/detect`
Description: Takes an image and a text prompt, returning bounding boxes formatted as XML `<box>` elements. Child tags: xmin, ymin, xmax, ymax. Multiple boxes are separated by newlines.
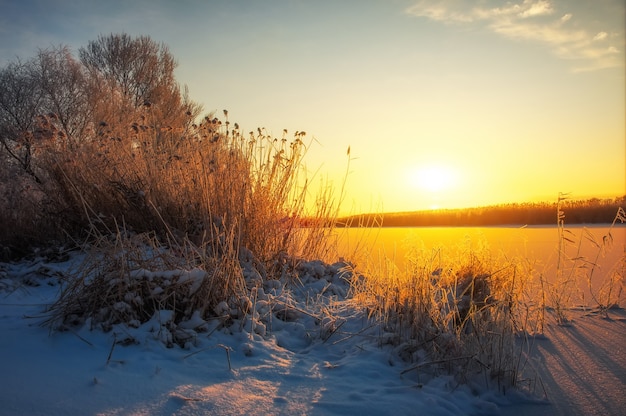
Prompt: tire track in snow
<box><xmin>514</xmin><ymin>309</ymin><xmax>626</xmax><ymax>416</ymax></box>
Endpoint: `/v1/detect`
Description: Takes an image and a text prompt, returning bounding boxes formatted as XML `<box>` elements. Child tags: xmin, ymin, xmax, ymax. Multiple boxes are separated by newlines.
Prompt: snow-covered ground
<box><xmin>0</xmin><ymin>251</ymin><xmax>623</xmax><ymax>416</ymax></box>
<box><xmin>506</xmin><ymin>306</ymin><xmax>626</xmax><ymax>416</ymax></box>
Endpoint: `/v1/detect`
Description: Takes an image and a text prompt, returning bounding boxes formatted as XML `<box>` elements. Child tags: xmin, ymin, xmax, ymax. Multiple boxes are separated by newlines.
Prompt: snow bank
<box><xmin>0</xmin><ymin>251</ymin><xmax>539</xmax><ymax>415</ymax></box>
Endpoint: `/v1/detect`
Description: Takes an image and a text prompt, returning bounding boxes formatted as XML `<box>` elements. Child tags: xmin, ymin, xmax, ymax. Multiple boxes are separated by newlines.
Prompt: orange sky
<box><xmin>1</xmin><ymin>0</ymin><xmax>624</xmax><ymax>214</ymax></box>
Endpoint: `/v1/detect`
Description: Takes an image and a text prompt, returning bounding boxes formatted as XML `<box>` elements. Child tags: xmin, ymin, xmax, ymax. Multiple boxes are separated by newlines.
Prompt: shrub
<box><xmin>349</xmin><ymin>235</ymin><xmax>526</xmax><ymax>390</ymax></box>
<box><xmin>1</xmin><ymin>35</ymin><xmax>346</xmax><ymax>339</ymax></box>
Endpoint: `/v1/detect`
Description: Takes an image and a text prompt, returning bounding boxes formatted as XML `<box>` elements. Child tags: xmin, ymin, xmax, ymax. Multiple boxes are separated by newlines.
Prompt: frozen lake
<box><xmin>335</xmin><ymin>224</ymin><xmax>625</xmax><ymax>306</ymax></box>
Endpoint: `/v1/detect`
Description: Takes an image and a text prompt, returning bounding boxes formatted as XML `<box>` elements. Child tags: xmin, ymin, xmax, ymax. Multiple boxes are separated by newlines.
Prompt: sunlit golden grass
<box><xmin>347</xmin><ymin>235</ymin><xmax>523</xmax><ymax>389</ymax></box>
<box><xmin>548</xmin><ymin>200</ymin><xmax>626</xmax><ymax>322</ymax></box>
<box><xmin>346</xmin><ymin>207</ymin><xmax>625</xmax><ymax>389</ymax></box>
<box><xmin>33</xmin><ymin>108</ymin><xmax>356</xmax><ymax>341</ymax></box>
<box><xmin>45</xmin><ymin>228</ymin><xmax>247</xmax><ymax>346</ymax></box>
<box><xmin>33</xmin><ymin>111</ymin><xmax>341</xmax><ymax>263</ymax></box>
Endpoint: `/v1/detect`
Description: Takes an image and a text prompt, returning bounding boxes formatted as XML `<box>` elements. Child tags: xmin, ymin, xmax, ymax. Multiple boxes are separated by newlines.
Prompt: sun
<box><xmin>409</xmin><ymin>164</ymin><xmax>457</xmax><ymax>193</ymax></box>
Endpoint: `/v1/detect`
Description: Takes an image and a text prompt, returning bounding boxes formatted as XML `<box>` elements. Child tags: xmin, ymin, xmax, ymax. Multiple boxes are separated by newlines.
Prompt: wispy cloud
<box><xmin>405</xmin><ymin>0</ymin><xmax>623</xmax><ymax>72</ymax></box>
<box><xmin>593</xmin><ymin>32</ymin><xmax>608</xmax><ymax>41</ymax></box>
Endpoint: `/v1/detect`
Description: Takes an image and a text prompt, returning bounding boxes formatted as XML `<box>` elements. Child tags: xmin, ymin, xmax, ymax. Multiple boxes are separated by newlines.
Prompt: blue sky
<box><xmin>1</xmin><ymin>0</ymin><xmax>624</xmax><ymax>213</ymax></box>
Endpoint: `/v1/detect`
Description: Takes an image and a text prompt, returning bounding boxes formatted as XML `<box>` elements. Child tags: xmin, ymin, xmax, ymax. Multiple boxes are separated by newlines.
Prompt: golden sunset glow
<box><xmin>409</xmin><ymin>164</ymin><xmax>458</xmax><ymax>194</ymax></box>
<box><xmin>2</xmin><ymin>0</ymin><xmax>622</xmax><ymax>215</ymax></box>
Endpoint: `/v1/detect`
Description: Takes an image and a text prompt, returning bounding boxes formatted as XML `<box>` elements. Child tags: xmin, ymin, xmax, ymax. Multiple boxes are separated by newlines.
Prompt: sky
<box><xmin>1</xmin><ymin>0</ymin><xmax>624</xmax><ymax>214</ymax></box>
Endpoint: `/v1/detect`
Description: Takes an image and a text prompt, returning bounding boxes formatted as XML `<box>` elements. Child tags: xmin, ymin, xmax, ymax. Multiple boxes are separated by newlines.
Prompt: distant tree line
<box><xmin>338</xmin><ymin>196</ymin><xmax>626</xmax><ymax>227</ymax></box>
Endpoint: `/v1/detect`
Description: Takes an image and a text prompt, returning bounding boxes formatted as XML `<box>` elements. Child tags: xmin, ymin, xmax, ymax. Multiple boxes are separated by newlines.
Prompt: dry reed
<box><xmin>37</xmin><ymin>109</ymin><xmax>350</xmax><ymax>348</ymax></box>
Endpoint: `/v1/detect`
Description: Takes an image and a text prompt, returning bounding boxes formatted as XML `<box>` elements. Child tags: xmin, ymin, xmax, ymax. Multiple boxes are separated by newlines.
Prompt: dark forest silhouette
<box><xmin>338</xmin><ymin>196</ymin><xmax>626</xmax><ymax>227</ymax></box>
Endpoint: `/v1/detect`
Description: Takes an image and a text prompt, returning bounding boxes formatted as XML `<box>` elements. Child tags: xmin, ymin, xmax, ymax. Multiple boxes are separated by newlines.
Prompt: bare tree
<box><xmin>0</xmin><ymin>33</ymin><xmax>202</xmax><ymax>179</ymax></box>
<box><xmin>79</xmin><ymin>33</ymin><xmax>175</xmax><ymax>108</ymax></box>
<box><xmin>0</xmin><ymin>59</ymin><xmax>43</xmax><ymax>181</ymax></box>
<box><xmin>79</xmin><ymin>33</ymin><xmax>201</xmax><ymax>147</ymax></box>
<box><xmin>34</xmin><ymin>46</ymin><xmax>91</xmax><ymax>148</ymax></box>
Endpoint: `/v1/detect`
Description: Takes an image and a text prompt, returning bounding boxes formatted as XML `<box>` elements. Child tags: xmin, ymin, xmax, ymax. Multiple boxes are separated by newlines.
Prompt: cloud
<box><xmin>405</xmin><ymin>1</ymin><xmax>473</xmax><ymax>23</ymax></box>
<box><xmin>405</xmin><ymin>0</ymin><xmax>623</xmax><ymax>72</ymax></box>
<box><xmin>405</xmin><ymin>0</ymin><xmax>555</xmax><ymax>23</ymax></box>
<box><xmin>593</xmin><ymin>32</ymin><xmax>608</xmax><ymax>41</ymax></box>
<box><xmin>517</xmin><ymin>0</ymin><xmax>553</xmax><ymax>18</ymax></box>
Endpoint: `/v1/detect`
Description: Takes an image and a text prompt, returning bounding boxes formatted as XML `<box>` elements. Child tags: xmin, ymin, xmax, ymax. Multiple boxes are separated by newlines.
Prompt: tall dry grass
<box><xmin>349</xmin><ymin>235</ymin><xmax>524</xmax><ymax>390</ymax></box>
<box><xmin>547</xmin><ymin>199</ymin><xmax>626</xmax><ymax>322</ymax></box>
<box><xmin>32</xmin><ymin>109</ymin><xmax>348</xmax><ymax>335</ymax></box>
<box><xmin>33</xmin><ymin>109</ymin><xmax>340</xmax><ymax>263</ymax></box>
<box><xmin>346</xmin><ymin>200</ymin><xmax>625</xmax><ymax>390</ymax></box>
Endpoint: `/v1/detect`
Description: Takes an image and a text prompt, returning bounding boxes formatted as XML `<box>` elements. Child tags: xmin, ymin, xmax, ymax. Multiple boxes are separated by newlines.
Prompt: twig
<box><xmin>182</xmin><ymin>345</ymin><xmax>216</xmax><ymax>359</ymax></box>
<box><xmin>322</xmin><ymin>319</ymin><xmax>346</xmax><ymax>343</ymax></box>
<box><xmin>219</xmin><ymin>343</ymin><xmax>233</xmax><ymax>371</ymax></box>
<box><xmin>69</xmin><ymin>328</ymin><xmax>94</xmax><ymax>347</ymax></box>
<box><xmin>400</xmin><ymin>355</ymin><xmax>475</xmax><ymax>375</ymax></box>
<box><xmin>331</xmin><ymin>323</ymin><xmax>377</xmax><ymax>345</ymax></box>
<box><xmin>272</xmin><ymin>298</ymin><xmax>319</xmax><ymax>319</ymax></box>
<box><xmin>183</xmin><ymin>343</ymin><xmax>233</xmax><ymax>371</ymax></box>
<box><xmin>106</xmin><ymin>333</ymin><xmax>116</xmax><ymax>365</ymax></box>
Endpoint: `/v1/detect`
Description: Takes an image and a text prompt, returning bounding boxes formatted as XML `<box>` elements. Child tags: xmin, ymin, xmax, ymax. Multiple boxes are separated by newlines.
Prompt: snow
<box><xmin>1</xmin><ymin>251</ymin><xmax>624</xmax><ymax>415</ymax></box>
<box><xmin>508</xmin><ymin>307</ymin><xmax>626</xmax><ymax>416</ymax></box>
